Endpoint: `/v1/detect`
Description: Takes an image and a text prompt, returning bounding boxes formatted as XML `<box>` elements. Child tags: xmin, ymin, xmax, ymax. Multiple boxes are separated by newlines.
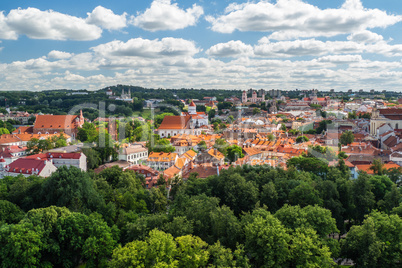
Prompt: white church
<box><xmin>181</xmin><ymin>101</ymin><xmax>209</xmax><ymax>127</ymax></box>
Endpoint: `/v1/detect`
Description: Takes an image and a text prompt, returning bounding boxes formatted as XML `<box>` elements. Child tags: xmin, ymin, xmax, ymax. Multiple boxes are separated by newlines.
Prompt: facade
<box><xmin>157</xmin><ymin>115</ymin><xmax>202</xmax><ymax>137</ymax></box>
<box><xmin>119</xmin><ymin>144</ymin><xmax>148</xmax><ymax>164</ymax></box>
<box><xmin>195</xmin><ymin>149</ymin><xmax>225</xmax><ymax>165</ymax></box>
<box><xmin>0</xmin><ymin>146</ymin><xmax>27</xmax><ymax>164</ymax></box>
<box><xmin>33</xmin><ymin>111</ymin><xmax>84</xmax><ymax>139</ymax></box>
<box><xmin>370</xmin><ymin>108</ymin><xmax>402</xmax><ymax>136</ymax></box>
<box><xmin>147</xmin><ymin>152</ymin><xmax>178</xmax><ymax>170</ymax></box>
<box><xmin>127</xmin><ymin>164</ymin><xmax>159</xmax><ymax>178</ymax></box>
<box><xmin>242</xmin><ymin>90</ymin><xmax>265</xmax><ymax>104</ymax></box>
<box><xmin>26</xmin><ymin>152</ymin><xmax>87</xmax><ymax>171</ymax></box>
<box><xmin>1</xmin><ymin>158</ymin><xmax>57</xmax><ymax>178</ymax></box>
<box><xmin>181</xmin><ymin>101</ymin><xmax>209</xmax><ymax>127</ymax></box>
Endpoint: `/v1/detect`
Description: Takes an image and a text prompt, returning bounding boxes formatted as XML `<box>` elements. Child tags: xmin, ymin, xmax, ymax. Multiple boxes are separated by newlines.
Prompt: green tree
<box><xmin>213</xmin><ymin>138</ymin><xmax>229</xmax><ymax>155</ymax></box>
<box><xmin>0</xmin><ymin>221</ymin><xmax>44</xmax><ymax>267</ymax></box>
<box><xmin>296</xmin><ymin>135</ymin><xmax>309</xmax><ymax>143</ymax></box>
<box><xmin>0</xmin><ymin>200</ymin><xmax>25</xmax><ymax>224</ymax></box>
<box><xmin>82</xmin><ymin>147</ymin><xmax>102</xmax><ymax>170</ymax></box>
<box><xmin>370</xmin><ymin>159</ymin><xmax>385</xmax><ymax>175</ymax></box>
<box><xmin>275</xmin><ymin>205</ymin><xmax>338</xmax><ymax>238</ymax></box>
<box><xmin>340</xmin><ymin>130</ymin><xmax>354</xmax><ymax>145</ymax></box>
<box><xmin>226</xmin><ymin>145</ymin><xmax>244</xmax><ymax>163</ymax></box>
<box><xmin>352</xmin><ymin>173</ymin><xmax>376</xmax><ymax>223</ymax></box>
<box><xmin>197</xmin><ymin>140</ymin><xmax>207</xmax><ymax>151</ymax></box>
<box><xmin>244</xmin><ymin>211</ymin><xmax>291</xmax><ymax>267</ymax></box>
<box><xmin>77</xmin><ymin>122</ymin><xmax>97</xmax><ymax>142</ymax></box>
<box><xmin>0</xmin><ymin>127</ymin><xmax>10</xmax><ymax>135</ymax></box>
<box><xmin>40</xmin><ymin>166</ymin><xmax>104</xmax><ymax>212</ymax></box>
<box><xmin>175</xmin><ymin>235</ymin><xmax>209</xmax><ymax>267</ymax></box>
<box><xmin>289</xmin><ymin>183</ymin><xmax>323</xmax><ymax>207</ymax></box>
<box><xmin>252</xmin><ymin>107</ymin><xmax>261</xmax><ymax>115</ymax></box>
<box><xmin>151</xmin><ymin>138</ymin><xmax>175</xmax><ymax>153</ymax></box>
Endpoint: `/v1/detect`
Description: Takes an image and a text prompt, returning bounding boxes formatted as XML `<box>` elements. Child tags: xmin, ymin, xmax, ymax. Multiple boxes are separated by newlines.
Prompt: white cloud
<box><xmin>5</xmin><ymin>7</ymin><xmax>102</xmax><ymax>40</ymax></box>
<box><xmin>131</xmin><ymin>0</ymin><xmax>203</xmax><ymax>31</ymax></box>
<box><xmin>206</xmin><ymin>0</ymin><xmax>401</xmax><ymax>40</ymax></box>
<box><xmin>91</xmin><ymin>37</ymin><xmax>200</xmax><ymax>58</ymax></box>
<box><xmin>347</xmin><ymin>30</ymin><xmax>384</xmax><ymax>43</ymax></box>
<box><xmin>254</xmin><ymin>39</ymin><xmax>364</xmax><ymax>57</ymax></box>
<box><xmin>317</xmin><ymin>55</ymin><xmax>362</xmax><ymax>64</ymax></box>
<box><xmin>0</xmin><ymin>11</ymin><xmax>17</xmax><ymax>39</ymax></box>
<box><xmin>86</xmin><ymin>6</ymin><xmax>127</xmax><ymax>30</ymax></box>
<box><xmin>48</xmin><ymin>50</ymin><xmax>73</xmax><ymax>60</ymax></box>
<box><xmin>206</xmin><ymin>40</ymin><xmax>253</xmax><ymax>57</ymax></box>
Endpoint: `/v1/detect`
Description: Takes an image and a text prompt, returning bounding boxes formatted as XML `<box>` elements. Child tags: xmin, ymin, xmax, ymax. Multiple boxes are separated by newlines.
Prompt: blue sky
<box><xmin>1</xmin><ymin>0</ymin><xmax>402</xmax><ymax>91</ymax></box>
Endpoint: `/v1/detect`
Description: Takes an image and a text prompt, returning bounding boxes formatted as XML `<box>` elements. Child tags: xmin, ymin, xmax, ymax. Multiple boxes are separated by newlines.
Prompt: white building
<box><xmin>119</xmin><ymin>144</ymin><xmax>148</xmax><ymax>164</ymax></box>
<box><xmin>181</xmin><ymin>101</ymin><xmax>209</xmax><ymax>127</ymax></box>
<box><xmin>147</xmin><ymin>152</ymin><xmax>178</xmax><ymax>170</ymax></box>
<box><xmin>25</xmin><ymin>152</ymin><xmax>87</xmax><ymax>171</ymax></box>
<box><xmin>157</xmin><ymin>115</ymin><xmax>202</xmax><ymax>137</ymax></box>
<box><xmin>1</xmin><ymin>158</ymin><xmax>57</xmax><ymax>178</ymax></box>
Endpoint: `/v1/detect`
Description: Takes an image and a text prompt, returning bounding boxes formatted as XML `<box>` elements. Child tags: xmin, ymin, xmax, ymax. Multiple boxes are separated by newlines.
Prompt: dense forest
<box><xmin>0</xmin><ymin>162</ymin><xmax>400</xmax><ymax>267</ymax></box>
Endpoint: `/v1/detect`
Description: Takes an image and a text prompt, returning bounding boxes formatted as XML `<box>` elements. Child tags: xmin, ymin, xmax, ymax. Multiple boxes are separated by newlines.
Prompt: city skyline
<box><xmin>1</xmin><ymin>0</ymin><xmax>402</xmax><ymax>91</ymax></box>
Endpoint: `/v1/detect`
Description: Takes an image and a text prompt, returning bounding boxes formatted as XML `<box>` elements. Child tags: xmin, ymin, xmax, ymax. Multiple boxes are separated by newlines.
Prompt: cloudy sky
<box><xmin>1</xmin><ymin>0</ymin><xmax>402</xmax><ymax>91</ymax></box>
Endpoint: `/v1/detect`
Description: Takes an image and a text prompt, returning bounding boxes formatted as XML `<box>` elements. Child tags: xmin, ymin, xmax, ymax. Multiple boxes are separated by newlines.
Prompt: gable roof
<box><xmin>6</xmin><ymin>158</ymin><xmax>47</xmax><ymax>174</ymax></box>
<box><xmin>158</xmin><ymin>115</ymin><xmax>191</xmax><ymax>130</ymax></box>
<box><xmin>147</xmin><ymin>152</ymin><xmax>178</xmax><ymax>162</ymax></box>
<box><xmin>26</xmin><ymin>152</ymin><xmax>82</xmax><ymax>160</ymax></box>
<box><xmin>34</xmin><ymin>114</ymin><xmax>80</xmax><ymax>130</ymax></box>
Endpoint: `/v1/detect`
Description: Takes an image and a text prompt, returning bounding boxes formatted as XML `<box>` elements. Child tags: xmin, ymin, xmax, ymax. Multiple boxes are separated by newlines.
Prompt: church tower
<box><xmin>188</xmin><ymin>100</ymin><xmax>197</xmax><ymax>115</ymax></box>
<box><xmin>242</xmin><ymin>91</ymin><xmax>247</xmax><ymax>103</ymax></box>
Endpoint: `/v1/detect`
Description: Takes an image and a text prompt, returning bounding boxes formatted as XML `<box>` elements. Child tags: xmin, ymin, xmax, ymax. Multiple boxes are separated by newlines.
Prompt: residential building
<box><xmin>370</xmin><ymin>108</ymin><xmax>402</xmax><ymax>136</ymax></box>
<box><xmin>0</xmin><ymin>146</ymin><xmax>28</xmax><ymax>164</ymax></box>
<box><xmin>1</xmin><ymin>158</ymin><xmax>57</xmax><ymax>178</ymax></box>
<box><xmin>119</xmin><ymin>144</ymin><xmax>148</xmax><ymax>164</ymax></box>
<box><xmin>195</xmin><ymin>148</ymin><xmax>225</xmax><ymax>165</ymax></box>
<box><xmin>26</xmin><ymin>152</ymin><xmax>87</xmax><ymax>171</ymax></box>
<box><xmin>147</xmin><ymin>152</ymin><xmax>178</xmax><ymax>170</ymax></box>
<box><xmin>157</xmin><ymin>115</ymin><xmax>202</xmax><ymax>137</ymax></box>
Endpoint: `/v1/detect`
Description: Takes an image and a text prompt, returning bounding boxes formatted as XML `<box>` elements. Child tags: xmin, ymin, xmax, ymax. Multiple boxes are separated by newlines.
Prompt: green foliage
<box><xmin>252</xmin><ymin>107</ymin><xmax>261</xmax><ymax>115</ymax></box>
<box><xmin>82</xmin><ymin>147</ymin><xmax>102</xmax><ymax>170</ymax></box>
<box><xmin>40</xmin><ymin>166</ymin><xmax>104</xmax><ymax>212</ymax></box>
<box><xmin>341</xmin><ymin>211</ymin><xmax>402</xmax><ymax>267</ymax></box>
<box><xmin>77</xmin><ymin>122</ymin><xmax>97</xmax><ymax>142</ymax></box>
<box><xmin>151</xmin><ymin>138</ymin><xmax>175</xmax><ymax>153</ymax></box>
<box><xmin>0</xmin><ymin>127</ymin><xmax>10</xmax><ymax>135</ymax></box>
<box><xmin>226</xmin><ymin>145</ymin><xmax>244</xmax><ymax>163</ymax></box>
<box><xmin>213</xmin><ymin>138</ymin><xmax>229</xmax><ymax>155</ymax></box>
<box><xmin>340</xmin><ymin>130</ymin><xmax>354</xmax><ymax>145</ymax></box>
<box><xmin>0</xmin><ymin>200</ymin><xmax>25</xmax><ymax>224</ymax></box>
<box><xmin>296</xmin><ymin>135</ymin><xmax>309</xmax><ymax>143</ymax></box>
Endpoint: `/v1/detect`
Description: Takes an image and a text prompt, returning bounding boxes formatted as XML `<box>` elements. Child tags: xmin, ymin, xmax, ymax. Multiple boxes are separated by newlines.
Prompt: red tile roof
<box><xmin>26</xmin><ymin>152</ymin><xmax>82</xmax><ymax>160</ymax></box>
<box><xmin>34</xmin><ymin>114</ymin><xmax>80</xmax><ymax>130</ymax></box>
<box><xmin>6</xmin><ymin>158</ymin><xmax>46</xmax><ymax>174</ymax></box>
<box><xmin>158</xmin><ymin>115</ymin><xmax>191</xmax><ymax>130</ymax></box>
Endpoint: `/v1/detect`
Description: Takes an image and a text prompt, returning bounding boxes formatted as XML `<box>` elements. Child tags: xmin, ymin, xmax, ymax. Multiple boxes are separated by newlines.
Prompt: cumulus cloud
<box><xmin>254</xmin><ymin>39</ymin><xmax>364</xmax><ymax>57</ymax></box>
<box><xmin>86</xmin><ymin>6</ymin><xmax>127</xmax><ymax>30</ymax></box>
<box><xmin>131</xmin><ymin>0</ymin><xmax>203</xmax><ymax>31</ymax></box>
<box><xmin>317</xmin><ymin>55</ymin><xmax>363</xmax><ymax>64</ymax></box>
<box><xmin>0</xmin><ymin>11</ymin><xmax>17</xmax><ymax>39</ymax></box>
<box><xmin>5</xmin><ymin>7</ymin><xmax>102</xmax><ymax>40</ymax></box>
<box><xmin>91</xmin><ymin>37</ymin><xmax>200</xmax><ymax>58</ymax></box>
<box><xmin>347</xmin><ymin>30</ymin><xmax>384</xmax><ymax>43</ymax></box>
<box><xmin>48</xmin><ymin>50</ymin><xmax>73</xmax><ymax>60</ymax></box>
<box><xmin>206</xmin><ymin>40</ymin><xmax>253</xmax><ymax>57</ymax></box>
<box><xmin>206</xmin><ymin>0</ymin><xmax>401</xmax><ymax>40</ymax></box>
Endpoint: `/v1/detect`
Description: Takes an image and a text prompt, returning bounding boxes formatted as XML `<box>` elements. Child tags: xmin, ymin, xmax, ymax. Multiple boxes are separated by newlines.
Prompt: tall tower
<box><xmin>188</xmin><ymin>100</ymin><xmax>197</xmax><ymax>115</ymax></box>
<box><xmin>242</xmin><ymin>91</ymin><xmax>247</xmax><ymax>103</ymax></box>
